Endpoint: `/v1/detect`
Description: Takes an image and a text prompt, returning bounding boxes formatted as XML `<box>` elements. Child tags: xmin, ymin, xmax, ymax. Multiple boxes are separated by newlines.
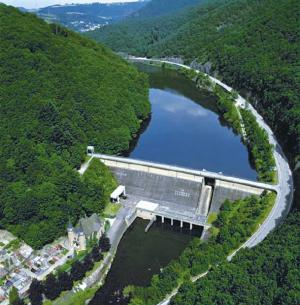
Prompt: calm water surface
<box><xmin>129</xmin><ymin>64</ymin><xmax>256</xmax><ymax>180</ymax></box>
<box><xmin>90</xmin><ymin>219</ymin><xmax>201</xmax><ymax>305</ymax></box>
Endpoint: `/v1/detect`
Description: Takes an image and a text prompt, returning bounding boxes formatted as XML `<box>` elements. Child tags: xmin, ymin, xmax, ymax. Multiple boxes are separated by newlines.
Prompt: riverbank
<box><xmin>126</xmin><ymin>62</ymin><xmax>256</xmax><ymax>179</ymax></box>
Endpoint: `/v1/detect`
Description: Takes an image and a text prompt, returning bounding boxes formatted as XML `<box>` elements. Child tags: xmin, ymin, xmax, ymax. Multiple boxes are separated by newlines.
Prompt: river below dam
<box><xmin>90</xmin><ymin>218</ymin><xmax>201</xmax><ymax>305</ymax></box>
<box><xmin>90</xmin><ymin>64</ymin><xmax>257</xmax><ymax>304</ymax></box>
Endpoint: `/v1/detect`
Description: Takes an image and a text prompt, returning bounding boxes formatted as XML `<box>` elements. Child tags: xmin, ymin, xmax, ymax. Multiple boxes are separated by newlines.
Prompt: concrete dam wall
<box><xmin>93</xmin><ymin>154</ymin><xmax>270</xmax><ymax>227</ymax></box>
<box><xmin>209</xmin><ymin>180</ymin><xmax>265</xmax><ymax>214</ymax></box>
<box><xmin>111</xmin><ymin>167</ymin><xmax>202</xmax><ymax>210</ymax></box>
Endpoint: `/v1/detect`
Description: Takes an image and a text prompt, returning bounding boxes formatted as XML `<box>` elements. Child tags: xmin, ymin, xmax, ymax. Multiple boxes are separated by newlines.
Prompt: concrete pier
<box><xmin>145</xmin><ymin>217</ymin><xmax>156</xmax><ymax>233</ymax></box>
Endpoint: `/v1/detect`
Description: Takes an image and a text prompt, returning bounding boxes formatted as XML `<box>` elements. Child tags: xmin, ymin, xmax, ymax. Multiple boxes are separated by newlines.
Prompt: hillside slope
<box><xmin>36</xmin><ymin>1</ymin><xmax>147</xmax><ymax>32</ymax></box>
<box><xmin>0</xmin><ymin>4</ymin><xmax>150</xmax><ymax>248</ymax></box>
<box><xmin>171</xmin><ymin>211</ymin><xmax>300</xmax><ymax>305</ymax></box>
<box><xmin>130</xmin><ymin>0</ymin><xmax>202</xmax><ymax>18</ymax></box>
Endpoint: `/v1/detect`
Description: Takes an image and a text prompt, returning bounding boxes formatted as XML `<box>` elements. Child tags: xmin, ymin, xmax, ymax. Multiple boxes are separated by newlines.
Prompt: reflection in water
<box><xmin>153</xmin><ymin>90</ymin><xmax>209</xmax><ymax>117</ymax></box>
<box><xmin>129</xmin><ymin>64</ymin><xmax>257</xmax><ymax>180</ymax></box>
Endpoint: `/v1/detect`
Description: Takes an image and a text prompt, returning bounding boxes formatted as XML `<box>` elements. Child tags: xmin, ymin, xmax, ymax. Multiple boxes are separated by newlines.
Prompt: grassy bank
<box><xmin>240</xmin><ymin>109</ymin><xmax>277</xmax><ymax>183</ymax></box>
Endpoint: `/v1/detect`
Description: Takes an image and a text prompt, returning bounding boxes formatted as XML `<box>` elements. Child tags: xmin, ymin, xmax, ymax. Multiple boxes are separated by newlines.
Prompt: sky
<box><xmin>1</xmin><ymin>0</ymin><xmax>138</xmax><ymax>9</ymax></box>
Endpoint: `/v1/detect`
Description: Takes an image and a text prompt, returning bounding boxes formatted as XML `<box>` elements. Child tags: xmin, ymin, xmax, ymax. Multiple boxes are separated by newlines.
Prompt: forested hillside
<box><xmin>0</xmin><ymin>4</ymin><xmax>150</xmax><ymax>248</ymax></box>
<box><xmin>130</xmin><ymin>0</ymin><xmax>202</xmax><ymax>18</ymax></box>
<box><xmin>171</xmin><ymin>211</ymin><xmax>300</xmax><ymax>305</ymax></box>
<box><xmin>89</xmin><ymin>0</ymin><xmax>300</xmax><ymax>168</ymax></box>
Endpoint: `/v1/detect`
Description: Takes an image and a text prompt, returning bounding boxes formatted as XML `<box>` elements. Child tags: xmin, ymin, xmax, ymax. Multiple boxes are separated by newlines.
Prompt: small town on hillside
<box><xmin>0</xmin><ymin>212</ymin><xmax>107</xmax><ymax>303</ymax></box>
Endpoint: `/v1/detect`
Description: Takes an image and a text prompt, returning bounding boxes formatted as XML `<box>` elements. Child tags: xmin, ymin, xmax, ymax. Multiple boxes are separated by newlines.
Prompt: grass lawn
<box><xmin>207</xmin><ymin>212</ymin><xmax>218</xmax><ymax>224</ymax></box>
<box><xmin>103</xmin><ymin>202</ymin><xmax>121</xmax><ymax>218</ymax></box>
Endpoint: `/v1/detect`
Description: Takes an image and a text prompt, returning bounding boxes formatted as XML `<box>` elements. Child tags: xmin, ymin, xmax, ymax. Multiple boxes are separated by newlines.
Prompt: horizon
<box><xmin>0</xmin><ymin>0</ymin><xmax>139</xmax><ymax>9</ymax></box>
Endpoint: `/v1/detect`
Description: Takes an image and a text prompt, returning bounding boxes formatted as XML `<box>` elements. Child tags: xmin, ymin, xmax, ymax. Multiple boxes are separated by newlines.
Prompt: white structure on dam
<box><xmin>90</xmin><ymin>152</ymin><xmax>274</xmax><ymax>231</ymax></box>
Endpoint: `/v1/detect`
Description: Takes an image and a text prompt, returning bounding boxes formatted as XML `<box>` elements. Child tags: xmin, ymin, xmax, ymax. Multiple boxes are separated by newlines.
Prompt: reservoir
<box><xmin>90</xmin><ymin>64</ymin><xmax>257</xmax><ymax>304</ymax></box>
<box><xmin>128</xmin><ymin>64</ymin><xmax>256</xmax><ymax>180</ymax></box>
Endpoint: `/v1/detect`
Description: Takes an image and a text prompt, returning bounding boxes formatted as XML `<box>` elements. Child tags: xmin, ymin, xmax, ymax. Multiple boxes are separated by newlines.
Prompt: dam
<box><xmin>90</xmin><ymin>152</ymin><xmax>275</xmax><ymax>230</ymax></box>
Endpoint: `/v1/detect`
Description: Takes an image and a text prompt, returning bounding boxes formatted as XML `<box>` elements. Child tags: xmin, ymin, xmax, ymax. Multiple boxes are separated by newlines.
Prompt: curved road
<box><xmin>128</xmin><ymin>56</ymin><xmax>294</xmax><ymax>304</ymax></box>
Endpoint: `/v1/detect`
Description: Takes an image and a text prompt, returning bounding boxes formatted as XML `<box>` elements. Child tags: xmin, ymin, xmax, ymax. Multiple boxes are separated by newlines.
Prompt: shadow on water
<box><xmin>123</xmin><ymin>114</ymin><xmax>152</xmax><ymax>157</ymax></box>
<box><xmin>89</xmin><ymin>218</ymin><xmax>202</xmax><ymax>305</ymax></box>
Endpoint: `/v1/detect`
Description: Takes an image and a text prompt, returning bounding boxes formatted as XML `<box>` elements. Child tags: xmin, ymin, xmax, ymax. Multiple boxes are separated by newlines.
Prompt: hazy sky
<box><xmin>1</xmin><ymin>0</ymin><xmax>138</xmax><ymax>9</ymax></box>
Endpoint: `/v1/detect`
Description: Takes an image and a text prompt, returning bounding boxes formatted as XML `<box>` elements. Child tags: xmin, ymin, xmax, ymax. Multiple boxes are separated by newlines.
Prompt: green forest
<box><xmin>129</xmin><ymin>0</ymin><xmax>202</xmax><ymax>19</ymax></box>
<box><xmin>170</xmin><ymin>211</ymin><xmax>300</xmax><ymax>305</ymax></box>
<box><xmin>0</xmin><ymin>4</ymin><xmax>150</xmax><ymax>248</ymax></box>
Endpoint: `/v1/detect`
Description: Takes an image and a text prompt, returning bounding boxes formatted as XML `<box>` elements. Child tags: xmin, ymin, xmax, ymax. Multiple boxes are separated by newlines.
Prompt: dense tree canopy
<box><xmin>129</xmin><ymin>0</ymin><xmax>202</xmax><ymax>19</ymax></box>
<box><xmin>171</xmin><ymin>211</ymin><xmax>300</xmax><ymax>305</ymax></box>
<box><xmin>0</xmin><ymin>4</ymin><xmax>150</xmax><ymax>248</ymax></box>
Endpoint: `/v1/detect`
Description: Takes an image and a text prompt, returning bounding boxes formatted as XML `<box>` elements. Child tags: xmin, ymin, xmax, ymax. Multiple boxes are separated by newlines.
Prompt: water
<box><xmin>129</xmin><ymin>64</ymin><xmax>256</xmax><ymax>180</ymax></box>
<box><xmin>90</xmin><ymin>64</ymin><xmax>257</xmax><ymax>304</ymax></box>
<box><xmin>90</xmin><ymin>218</ymin><xmax>201</xmax><ymax>304</ymax></box>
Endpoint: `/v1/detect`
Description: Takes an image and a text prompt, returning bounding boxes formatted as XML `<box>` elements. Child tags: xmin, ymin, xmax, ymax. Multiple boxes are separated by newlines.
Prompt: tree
<box><xmin>70</xmin><ymin>260</ymin><xmax>86</xmax><ymax>281</ymax></box>
<box><xmin>28</xmin><ymin>279</ymin><xmax>43</xmax><ymax>305</ymax></box>
<box><xmin>83</xmin><ymin>253</ymin><xmax>94</xmax><ymax>272</ymax></box>
<box><xmin>43</xmin><ymin>274</ymin><xmax>60</xmax><ymax>300</ymax></box>
<box><xmin>91</xmin><ymin>245</ymin><xmax>103</xmax><ymax>262</ymax></box>
<box><xmin>57</xmin><ymin>271</ymin><xmax>73</xmax><ymax>292</ymax></box>
<box><xmin>8</xmin><ymin>287</ymin><xmax>24</xmax><ymax>305</ymax></box>
<box><xmin>0</xmin><ymin>3</ymin><xmax>149</xmax><ymax>250</ymax></box>
<box><xmin>99</xmin><ymin>234</ymin><xmax>111</xmax><ymax>252</ymax></box>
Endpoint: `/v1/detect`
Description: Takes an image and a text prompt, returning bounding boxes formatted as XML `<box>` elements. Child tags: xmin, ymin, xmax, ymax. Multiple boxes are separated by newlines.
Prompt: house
<box><xmin>67</xmin><ymin>214</ymin><xmax>104</xmax><ymax>251</ymax></box>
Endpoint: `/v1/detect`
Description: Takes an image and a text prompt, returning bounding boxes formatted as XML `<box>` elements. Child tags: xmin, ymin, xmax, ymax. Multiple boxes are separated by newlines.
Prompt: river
<box><xmin>89</xmin><ymin>218</ymin><xmax>201</xmax><ymax>305</ymax></box>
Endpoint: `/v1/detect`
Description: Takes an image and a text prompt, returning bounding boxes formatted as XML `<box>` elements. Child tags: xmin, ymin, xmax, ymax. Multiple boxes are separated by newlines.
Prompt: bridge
<box><xmin>90</xmin><ymin>153</ymin><xmax>275</xmax><ymax>230</ymax></box>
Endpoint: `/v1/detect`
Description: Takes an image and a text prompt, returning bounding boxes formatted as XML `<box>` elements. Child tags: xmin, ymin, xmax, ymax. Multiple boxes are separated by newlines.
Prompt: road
<box><xmin>128</xmin><ymin>56</ymin><xmax>293</xmax><ymax>305</ymax></box>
